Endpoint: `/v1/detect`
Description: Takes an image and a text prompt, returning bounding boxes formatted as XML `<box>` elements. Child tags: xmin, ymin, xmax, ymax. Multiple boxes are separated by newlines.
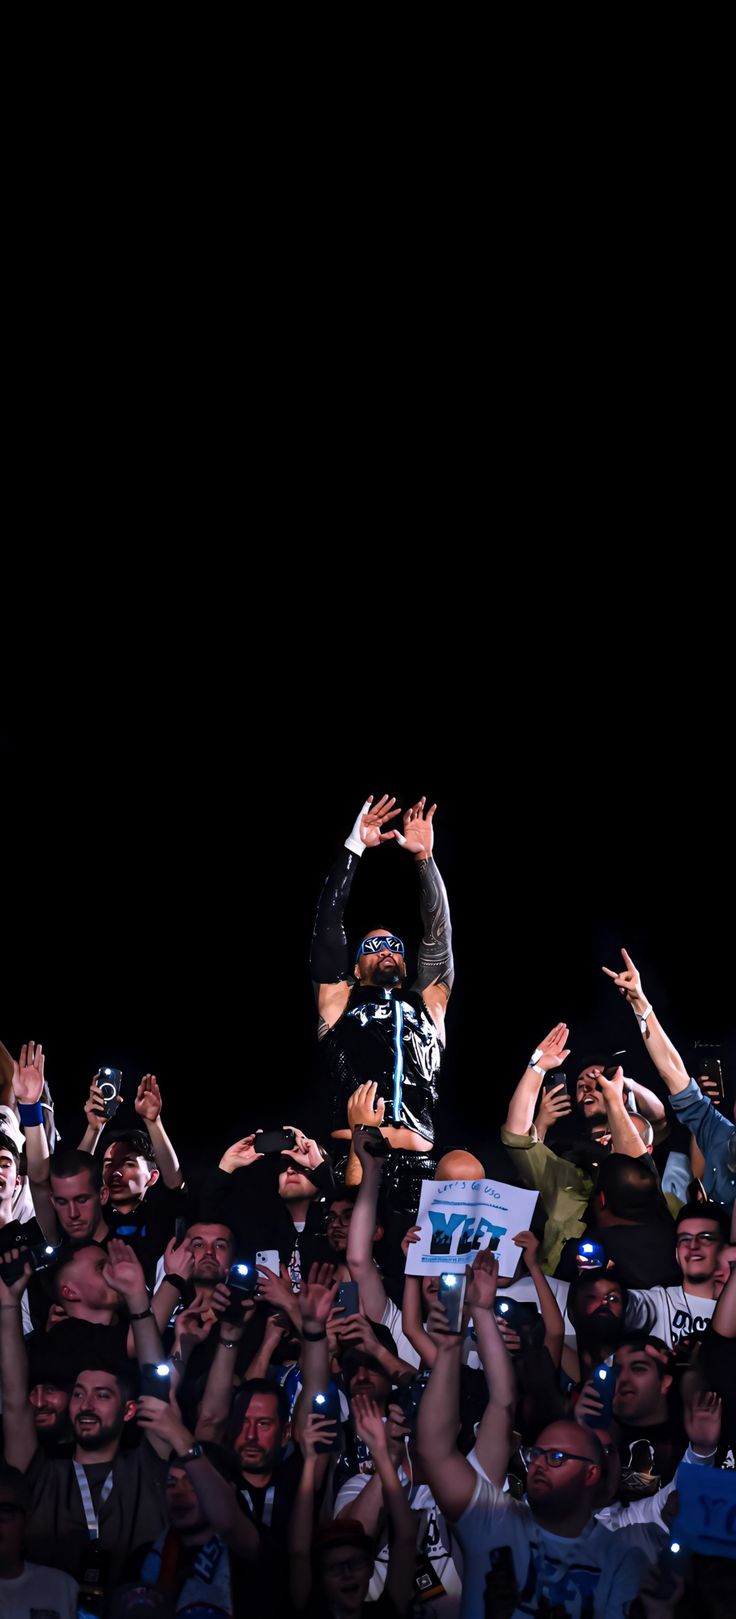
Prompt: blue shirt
<box><xmin>669</xmin><ymin>1079</ymin><xmax>736</xmax><ymax>1208</ymax></box>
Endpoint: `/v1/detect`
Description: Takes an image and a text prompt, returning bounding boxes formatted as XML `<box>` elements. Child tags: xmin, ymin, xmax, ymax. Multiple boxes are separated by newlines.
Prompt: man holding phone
<box><xmin>602</xmin><ymin>949</ymin><xmax>736</xmax><ymax>1210</ymax></box>
<box><xmin>310</xmin><ymin>795</ymin><xmax>454</xmax><ymax>1212</ymax></box>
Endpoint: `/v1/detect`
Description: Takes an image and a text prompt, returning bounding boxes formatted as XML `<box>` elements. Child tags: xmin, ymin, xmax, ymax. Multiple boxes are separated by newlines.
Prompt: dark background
<box><xmin>2</xmin><ymin>709</ymin><xmax>733</xmax><ymax>1187</ymax></box>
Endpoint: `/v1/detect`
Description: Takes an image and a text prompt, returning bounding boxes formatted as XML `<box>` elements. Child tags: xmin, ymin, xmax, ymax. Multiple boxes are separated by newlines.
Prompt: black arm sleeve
<box><xmin>309</xmin><ymin>847</ymin><xmax>361</xmax><ymax>984</ymax></box>
<box><xmin>413</xmin><ymin>857</ymin><xmax>454</xmax><ymax>996</ymax></box>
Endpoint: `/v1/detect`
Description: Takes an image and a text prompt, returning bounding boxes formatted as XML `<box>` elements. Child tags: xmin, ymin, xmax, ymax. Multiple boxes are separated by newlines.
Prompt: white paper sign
<box><xmin>405</xmin><ymin>1178</ymin><xmax>539</xmax><ymax>1280</ymax></box>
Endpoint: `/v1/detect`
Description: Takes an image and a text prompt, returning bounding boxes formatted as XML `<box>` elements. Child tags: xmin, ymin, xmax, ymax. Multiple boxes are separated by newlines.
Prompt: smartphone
<box><xmin>542</xmin><ymin>1071</ymin><xmax>568</xmax><ymax>1096</ymax></box>
<box><xmin>228</xmin><ymin>1261</ymin><xmax>258</xmax><ymax>1297</ymax></box>
<box><xmin>337</xmin><ymin>1281</ymin><xmax>359</xmax><ymax>1317</ymax></box>
<box><xmin>95</xmin><ymin>1068</ymin><xmax>123</xmax><ymax>1119</ymax></box>
<box><xmin>395</xmin><ymin>1370</ymin><xmax>431</xmax><ymax>1431</ymax></box>
<box><xmin>311</xmin><ymin>1387</ymin><xmax>341</xmax><ymax>1451</ymax></box>
<box><xmin>254</xmin><ymin>1129</ymin><xmax>297</xmax><ymax>1154</ymax></box>
<box><xmin>28</xmin><ymin>1241</ymin><xmax>60</xmax><ymax>1273</ymax></box>
<box><xmin>173</xmin><ymin>1216</ymin><xmax>188</xmax><ymax>1249</ymax></box>
<box><xmin>255</xmin><ymin>1249</ymin><xmax>280</xmax><ymax>1277</ymax></box>
<box><xmin>494</xmin><ymin>1299</ymin><xmax>543</xmax><ymax>1347</ymax></box>
<box><xmin>697</xmin><ymin>1056</ymin><xmax>725</xmax><ymax>1105</ymax></box>
<box><xmin>357</xmin><ymin>1124</ymin><xmax>390</xmax><ymax>1157</ymax></box>
<box><xmin>583</xmin><ymin>1361</ymin><xmax>619</xmax><ymax>1428</ymax></box>
<box><xmin>438</xmin><ymin>1272</ymin><xmax>466</xmax><ymax>1333</ymax></box>
<box><xmin>576</xmin><ymin>1240</ymin><xmax>606</xmax><ymax>1271</ymax></box>
<box><xmin>139</xmin><ymin>1362</ymin><xmax>172</xmax><ymax>1402</ymax></box>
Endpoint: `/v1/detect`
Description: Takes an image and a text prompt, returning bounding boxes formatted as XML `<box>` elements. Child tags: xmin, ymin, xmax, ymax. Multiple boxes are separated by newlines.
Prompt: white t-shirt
<box><xmin>382</xmin><ymin>1297</ymin><xmax>423</xmax><ymax>1369</ymax></box>
<box><xmin>335</xmin><ymin>1471</ymin><xmax>463</xmax><ymax>1616</ymax></box>
<box><xmin>0</xmin><ymin>1560</ymin><xmax>78</xmax><ymax>1618</ymax></box>
<box><xmin>625</xmin><ymin>1285</ymin><xmax>716</xmax><ymax>1348</ymax></box>
<box><xmin>455</xmin><ymin>1472</ymin><xmax>652</xmax><ymax>1619</ymax></box>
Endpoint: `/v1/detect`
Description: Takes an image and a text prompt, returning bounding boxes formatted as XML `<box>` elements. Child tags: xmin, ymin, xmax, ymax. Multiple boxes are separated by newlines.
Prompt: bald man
<box><xmin>418</xmin><ymin>1310</ymin><xmax>654</xmax><ymax>1619</ymax></box>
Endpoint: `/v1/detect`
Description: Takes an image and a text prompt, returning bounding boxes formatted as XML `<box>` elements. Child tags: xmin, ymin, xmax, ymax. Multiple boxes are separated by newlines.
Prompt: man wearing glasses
<box><xmin>624</xmin><ymin>1202</ymin><xmax>730</xmax><ymax>1348</ymax></box>
<box><xmin>310</xmin><ymin>795</ymin><xmax>454</xmax><ymax>1212</ymax></box>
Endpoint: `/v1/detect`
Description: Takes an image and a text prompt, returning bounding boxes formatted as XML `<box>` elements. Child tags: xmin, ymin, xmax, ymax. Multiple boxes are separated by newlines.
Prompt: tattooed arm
<box><xmin>310</xmin><ymin>796</ymin><xmax>400</xmax><ymax>1034</ymax></box>
<box><xmin>400</xmin><ymin>798</ymin><xmax>454</xmax><ymax>1034</ymax></box>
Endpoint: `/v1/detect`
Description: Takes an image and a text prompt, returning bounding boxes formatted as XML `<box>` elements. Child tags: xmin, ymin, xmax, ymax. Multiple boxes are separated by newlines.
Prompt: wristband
<box><xmin>219</xmin><ymin>1338</ymin><xmax>239</xmax><ymax>1350</ymax></box>
<box><xmin>128</xmin><ymin>1305</ymin><xmax>153</xmax><ymax>1321</ymax></box>
<box><xmin>163</xmin><ymin>1274</ymin><xmax>195</xmax><ymax>1306</ymax></box>
<box><xmin>344</xmin><ymin>800</ymin><xmax>371</xmax><ymax>857</ymax></box>
<box><xmin>637</xmin><ymin>1003</ymin><xmax>653</xmax><ymax>1033</ymax></box>
<box><xmin>18</xmin><ymin>1102</ymin><xmax>44</xmax><ymax>1127</ymax></box>
<box><xmin>302</xmin><ymin>1327</ymin><xmax>327</xmax><ymax>1342</ymax></box>
<box><xmin>529</xmin><ymin>1063</ymin><xmax>544</xmax><ymax>1077</ymax></box>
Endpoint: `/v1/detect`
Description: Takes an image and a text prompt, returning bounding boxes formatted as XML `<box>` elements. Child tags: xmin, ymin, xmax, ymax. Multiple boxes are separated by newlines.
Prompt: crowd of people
<box><xmin>0</xmin><ymin>795</ymin><xmax>734</xmax><ymax>1617</ymax></box>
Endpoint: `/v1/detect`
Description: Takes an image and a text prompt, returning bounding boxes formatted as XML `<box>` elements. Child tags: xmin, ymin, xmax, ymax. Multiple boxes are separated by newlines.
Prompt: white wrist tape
<box><xmin>345</xmin><ymin>801</ymin><xmax>371</xmax><ymax>857</ymax></box>
<box><xmin>638</xmin><ymin>1003</ymin><xmax>653</xmax><ymax>1033</ymax></box>
<box><xmin>530</xmin><ymin>1048</ymin><xmax>543</xmax><ymax>1065</ymax></box>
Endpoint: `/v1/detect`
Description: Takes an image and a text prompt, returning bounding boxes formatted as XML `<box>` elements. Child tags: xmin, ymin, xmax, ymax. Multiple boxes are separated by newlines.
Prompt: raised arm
<box><xmin>0</xmin><ymin>1258</ymin><xmax>37</xmax><ymax>1471</ymax></box>
<box><xmin>602</xmin><ymin>950</ymin><xmax>691</xmax><ymax>1094</ymax></box>
<box><xmin>416</xmin><ymin>1302</ymin><xmax>478</xmax><ymax>1521</ymax></box>
<box><xmin>345</xmin><ymin>1126</ymin><xmax>388</xmax><ymax>1320</ymax></box>
<box><xmin>465</xmin><ymin>1255</ymin><xmax>516</xmax><ymax>1487</ymax></box>
<box><xmin>597</xmin><ymin>1067</ymin><xmax>647</xmax><ymax>1158</ymax></box>
<box><xmin>289</xmin><ymin>1413</ymin><xmax>339</xmax><ymax>1611</ymax></box>
<box><xmin>398</xmin><ymin>800</ymin><xmax>454</xmax><ymax>1032</ymax></box>
<box><xmin>196</xmin><ymin>1305</ymin><xmax>249</xmax><ymax>1443</ymax></box>
<box><xmin>504</xmin><ymin>1024</ymin><xmax>570</xmax><ymax>1136</ymax></box>
<box><xmin>11</xmin><ymin>1042</ymin><xmax>54</xmax><ymax>1236</ymax></box>
<box><xmin>352</xmin><ymin>1394</ymin><xmax>417</xmax><ymax>1618</ymax></box>
<box><xmin>291</xmin><ymin>1264</ymin><xmax>338</xmax><ymax>1443</ymax></box>
<box><xmin>134</xmin><ymin>1074</ymin><xmax>184</xmax><ymax>1191</ymax></box>
<box><xmin>512</xmin><ymin>1232</ymin><xmax>564</xmax><ymax>1365</ymax></box>
<box><xmin>310</xmin><ymin>796</ymin><xmax>400</xmax><ymax>1031</ymax></box>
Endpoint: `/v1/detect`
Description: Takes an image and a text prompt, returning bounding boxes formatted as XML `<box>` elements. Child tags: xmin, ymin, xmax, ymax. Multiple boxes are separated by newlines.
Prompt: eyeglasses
<box><xmin>521</xmin><ymin>1445</ymin><xmax>598</xmax><ymax>1470</ymax></box>
<box><xmin>327</xmin><ymin>1211</ymin><xmax>351</xmax><ymax>1225</ymax></box>
<box><xmin>676</xmin><ymin>1232</ymin><xmax>720</xmax><ymax>1246</ymax></box>
<box><xmin>358</xmin><ymin>934</ymin><xmax>405</xmax><ymax>957</ymax></box>
<box><xmin>591</xmin><ymin>1294</ymin><xmax>624</xmax><ymax>1307</ymax></box>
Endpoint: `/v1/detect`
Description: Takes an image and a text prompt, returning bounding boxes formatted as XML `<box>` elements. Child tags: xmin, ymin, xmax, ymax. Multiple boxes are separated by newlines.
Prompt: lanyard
<box><xmin>241</xmin><ymin>1482</ymin><xmax>275</xmax><ymax>1528</ymax></box>
<box><xmin>74</xmin><ymin>1462</ymin><xmax>114</xmax><ymax>1540</ymax></box>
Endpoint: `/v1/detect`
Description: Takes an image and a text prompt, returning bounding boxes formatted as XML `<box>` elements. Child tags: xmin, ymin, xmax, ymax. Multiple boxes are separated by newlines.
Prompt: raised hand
<box><xmin>513</xmin><ymin>1231</ymin><xmax>541</xmax><ymax>1272</ymax></box>
<box><xmin>300</xmin><ymin>1410</ymin><xmax>338</xmax><ymax>1459</ymax></box>
<box><xmin>347</xmin><ymin>1081</ymin><xmax>386</xmax><ymax>1130</ymax></box>
<box><xmin>573</xmin><ymin>1377</ymin><xmax>605</xmax><ymax>1426</ymax></box>
<box><xmin>351</xmin><ymin>1122</ymin><xmax>385</xmax><ymax>1171</ymax></box>
<box><xmin>696</xmin><ymin>1073</ymin><xmax>724</xmax><ymax>1109</ymax></box>
<box><xmin>135</xmin><ymin>1074</ymin><xmax>162</xmax><ymax>1123</ymax></box>
<box><xmin>601</xmin><ymin>948</ymin><xmax>645</xmax><ymax>1007</ymax></box>
<box><xmin>102</xmin><ymin>1238</ymin><xmax>147</xmax><ymax>1304</ymax></box>
<box><xmin>161</xmin><ymin>1235</ymin><xmax>194</xmax><ymax>1281</ymax></box>
<box><xmin>12</xmin><ymin>1041</ymin><xmax>45</xmax><ymax>1105</ymax></box>
<box><xmin>85</xmin><ymin>1078</ymin><xmax>117</xmax><ymax>1125</ymax></box>
<box><xmin>401</xmin><ymin>1225</ymin><xmax>421</xmax><ymax>1261</ymax></box>
<box><xmin>172</xmin><ymin>1290</ymin><xmax>218</xmax><ymax>1355</ymax></box>
<box><xmin>280</xmin><ymin>1127</ymin><xmax>325</xmax><ymax>1172</ymax></box>
<box><xmin>0</xmin><ymin>1252</ymin><xmax>32</xmax><ymax>1307</ymax></box>
<box><xmin>465</xmin><ymin>1251</ymin><xmax>499</xmax><ymax>1313</ymax></box>
<box><xmin>353</xmin><ymin>1392</ymin><xmax>390</xmax><ymax>1455</ymax></box>
<box><xmin>596</xmin><ymin>1066</ymin><xmax>626</xmax><ymax>1111</ymax></box>
<box><xmin>136</xmin><ymin>1393</ymin><xmax>191</xmax><ymax>1452</ymax></box>
<box><xmin>299</xmin><ymin>1262</ymin><xmax>338</xmax><ymax>1328</ymax></box>
<box><xmin>535</xmin><ymin>1082</ymin><xmax>572</xmax><ymax>1134</ymax></box>
<box><xmin>358</xmin><ymin>794</ymin><xmax>402</xmax><ymax>849</ymax></box>
<box><xmin>683</xmin><ymin>1389</ymin><xmax>722</xmax><ymax>1452</ymax></box>
<box><xmin>533</xmin><ymin>1024</ymin><xmax>571</xmax><ymax>1072</ymax></box>
<box><xmin>255</xmin><ymin>1263</ymin><xmax>301</xmax><ymax>1324</ymax></box>
<box><xmin>333</xmin><ymin>1314</ymin><xmax>379</xmax><ymax>1355</ymax></box>
<box><xmin>399</xmin><ymin>796</ymin><xmax>436</xmax><ymax>859</ymax></box>
<box><xmin>219</xmin><ymin>1135</ymin><xmax>265</xmax><ymax>1175</ymax></box>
